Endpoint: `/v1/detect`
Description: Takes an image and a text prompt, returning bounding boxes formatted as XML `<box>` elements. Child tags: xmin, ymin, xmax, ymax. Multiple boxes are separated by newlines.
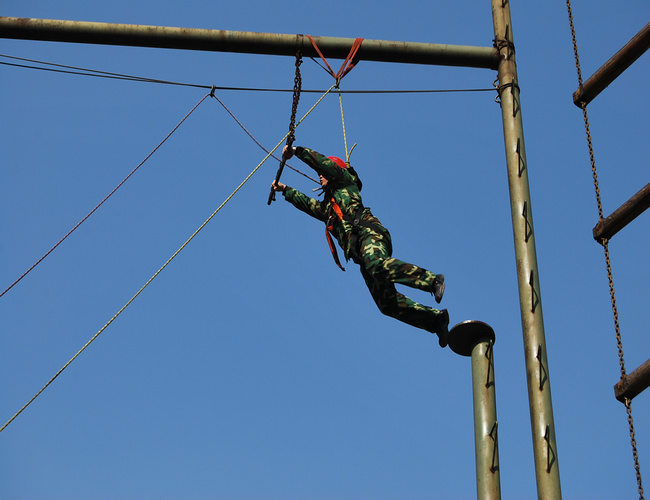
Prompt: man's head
<box><xmin>319</xmin><ymin>174</ymin><xmax>328</xmax><ymax>189</ymax></box>
<box><xmin>328</xmin><ymin>156</ymin><xmax>348</xmax><ymax>170</ymax></box>
<box><xmin>319</xmin><ymin>156</ymin><xmax>347</xmax><ymax>189</ymax></box>
<box><xmin>323</xmin><ymin>155</ymin><xmax>362</xmax><ymax>191</ymax></box>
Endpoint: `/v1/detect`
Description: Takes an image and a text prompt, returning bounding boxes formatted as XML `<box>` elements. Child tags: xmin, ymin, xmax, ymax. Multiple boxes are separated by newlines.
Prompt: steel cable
<box><xmin>0</xmin><ymin>84</ymin><xmax>337</xmax><ymax>433</ymax></box>
<box><xmin>0</xmin><ymin>92</ymin><xmax>211</xmax><ymax>299</ymax></box>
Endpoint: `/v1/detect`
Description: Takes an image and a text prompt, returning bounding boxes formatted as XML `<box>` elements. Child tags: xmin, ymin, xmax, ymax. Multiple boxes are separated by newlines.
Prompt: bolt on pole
<box><xmin>490</xmin><ymin>1</ymin><xmax>562</xmax><ymax>498</ymax></box>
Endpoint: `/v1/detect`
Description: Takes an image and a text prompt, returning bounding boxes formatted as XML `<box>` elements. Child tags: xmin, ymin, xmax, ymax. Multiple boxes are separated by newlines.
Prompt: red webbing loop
<box><xmin>330</xmin><ymin>198</ymin><xmax>345</xmax><ymax>221</ymax></box>
<box><xmin>325</xmin><ymin>198</ymin><xmax>347</xmax><ymax>271</ymax></box>
<box><xmin>306</xmin><ymin>35</ymin><xmax>364</xmax><ymax>83</ymax></box>
<box><xmin>326</xmin><ymin>227</ymin><xmax>345</xmax><ymax>271</ymax></box>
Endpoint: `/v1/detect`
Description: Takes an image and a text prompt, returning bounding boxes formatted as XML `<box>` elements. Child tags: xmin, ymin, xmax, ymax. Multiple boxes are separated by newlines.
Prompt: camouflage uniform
<box><xmin>282</xmin><ymin>146</ymin><xmax>445</xmax><ymax>334</ymax></box>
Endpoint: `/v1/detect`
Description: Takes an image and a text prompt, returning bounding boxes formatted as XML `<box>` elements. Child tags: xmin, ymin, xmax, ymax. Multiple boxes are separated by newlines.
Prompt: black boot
<box><xmin>432</xmin><ymin>309</ymin><xmax>449</xmax><ymax>348</ymax></box>
<box><xmin>433</xmin><ymin>274</ymin><xmax>445</xmax><ymax>304</ymax></box>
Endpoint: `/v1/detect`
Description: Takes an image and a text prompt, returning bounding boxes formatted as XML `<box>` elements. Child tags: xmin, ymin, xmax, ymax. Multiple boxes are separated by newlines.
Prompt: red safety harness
<box><xmin>326</xmin><ymin>198</ymin><xmax>379</xmax><ymax>271</ymax></box>
<box><xmin>326</xmin><ymin>198</ymin><xmax>347</xmax><ymax>271</ymax></box>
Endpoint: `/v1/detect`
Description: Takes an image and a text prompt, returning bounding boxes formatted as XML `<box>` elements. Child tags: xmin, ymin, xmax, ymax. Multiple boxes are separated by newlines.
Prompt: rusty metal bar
<box><xmin>593</xmin><ymin>183</ymin><xmax>650</xmax><ymax>243</ymax></box>
<box><xmin>0</xmin><ymin>17</ymin><xmax>500</xmax><ymax>69</ymax></box>
<box><xmin>614</xmin><ymin>358</ymin><xmax>650</xmax><ymax>403</ymax></box>
<box><xmin>573</xmin><ymin>22</ymin><xmax>650</xmax><ymax>107</ymax></box>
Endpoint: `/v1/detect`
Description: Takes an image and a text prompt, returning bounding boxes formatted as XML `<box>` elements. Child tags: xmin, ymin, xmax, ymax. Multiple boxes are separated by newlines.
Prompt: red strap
<box><xmin>326</xmin><ymin>198</ymin><xmax>346</xmax><ymax>271</ymax></box>
<box><xmin>330</xmin><ymin>198</ymin><xmax>345</xmax><ymax>221</ymax></box>
<box><xmin>306</xmin><ymin>35</ymin><xmax>364</xmax><ymax>82</ymax></box>
<box><xmin>337</xmin><ymin>37</ymin><xmax>363</xmax><ymax>80</ymax></box>
<box><xmin>326</xmin><ymin>226</ymin><xmax>345</xmax><ymax>271</ymax></box>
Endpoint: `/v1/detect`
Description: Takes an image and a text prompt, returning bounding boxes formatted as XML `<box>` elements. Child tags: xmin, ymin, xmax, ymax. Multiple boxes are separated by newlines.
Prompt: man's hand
<box><xmin>282</xmin><ymin>145</ymin><xmax>295</xmax><ymax>161</ymax></box>
<box><xmin>271</xmin><ymin>180</ymin><xmax>287</xmax><ymax>193</ymax></box>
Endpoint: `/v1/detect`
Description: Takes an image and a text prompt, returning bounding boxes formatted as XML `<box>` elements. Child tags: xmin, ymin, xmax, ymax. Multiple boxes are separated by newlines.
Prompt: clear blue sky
<box><xmin>1</xmin><ymin>1</ymin><xmax>648</xmax><ymax>499</ymax></box>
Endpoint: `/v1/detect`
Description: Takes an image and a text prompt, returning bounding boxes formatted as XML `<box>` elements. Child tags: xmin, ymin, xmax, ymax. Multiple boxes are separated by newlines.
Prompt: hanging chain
<box><xmin>566</xmin><ymin>2</ymin><xmax>643</xmax><ymax>497</ymax></box>
<box><xmin>287</xmin><ymin>51</ymin><xmax>303</xmax><ymax>146</ymax></box>
<box><xmin>268</xmin><ymin>51</ymin><xmax>302</xmax><ymax>205</ymax></box>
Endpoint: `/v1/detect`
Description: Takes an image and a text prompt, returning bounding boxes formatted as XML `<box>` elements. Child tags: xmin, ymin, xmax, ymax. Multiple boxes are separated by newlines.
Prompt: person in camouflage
<box><xmin>271</xmin><ymin>145</ymin><xmax>450</xmax><ymax>347</ymax></box>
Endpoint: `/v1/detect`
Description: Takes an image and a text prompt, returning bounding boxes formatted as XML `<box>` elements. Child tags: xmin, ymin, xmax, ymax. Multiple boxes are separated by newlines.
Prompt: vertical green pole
<box><xmin>449</xmin><ymin>320</ymin><xmax>501</xmax><ymax>500</ymax></box>
<box><xmin>490</xmin><ymin>1</ymin><xmax>562</xmax><ymax>498</ymax></box>
<box><xmin>472</xmin><ymin>339</ymin><xmax>501</xmax><ymax>500</ymax></box>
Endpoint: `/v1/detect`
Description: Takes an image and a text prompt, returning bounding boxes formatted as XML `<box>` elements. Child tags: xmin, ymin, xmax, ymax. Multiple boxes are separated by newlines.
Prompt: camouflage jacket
<box><xmin>283</xmin><ymin>146</ymin><xmax>389</xmax><ymax>261</ymax></box>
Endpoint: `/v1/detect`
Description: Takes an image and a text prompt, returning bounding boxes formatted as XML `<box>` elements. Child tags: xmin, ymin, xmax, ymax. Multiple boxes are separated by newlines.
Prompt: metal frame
<box><xmin>0</xmin><ymin>6</ymin><xmax>563</xmax><ymax>497</ymax></box>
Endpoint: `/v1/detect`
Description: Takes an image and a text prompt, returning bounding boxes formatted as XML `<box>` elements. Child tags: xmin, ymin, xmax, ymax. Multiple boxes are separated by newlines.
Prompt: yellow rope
<box><xmin>337</xmin><ymin>87</ymin><xmax>358</xmax><ymax>165</ymax></box>
<box><xmin>0</xmin><ymin>83</ymin><xmax>337</xmax><ymax>434</ymax></box>
<box><xmin>337</xmin><ymin>88</ymin><xmax>350</xmax><ymax>163</ymax></box>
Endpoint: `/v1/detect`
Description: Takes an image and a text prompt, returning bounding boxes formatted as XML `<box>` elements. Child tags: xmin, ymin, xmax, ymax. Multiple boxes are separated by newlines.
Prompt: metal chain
<box><xmin>287</xmin><ymin>51</ymin><xmax>303</xmax><ymax>146</ymax></box>
<box><xmin>267</xmin><ymin>51</ymin><xmax>302</xmax><ymax>204</ymax></box>
<box><xmin>565</xmin><ymin>1</ymin><xmax>643</xmax><ymax>497</ymax></box>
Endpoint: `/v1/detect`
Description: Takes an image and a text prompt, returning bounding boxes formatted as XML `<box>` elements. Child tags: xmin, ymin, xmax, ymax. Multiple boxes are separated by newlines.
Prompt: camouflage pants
<box><xmin>356</xmin><ymin>228</ymin><xmax>443</xmax><ymax>333</ymax></box>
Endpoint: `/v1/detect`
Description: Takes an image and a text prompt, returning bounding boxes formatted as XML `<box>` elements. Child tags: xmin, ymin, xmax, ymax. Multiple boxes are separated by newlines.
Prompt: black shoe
<box><xmin>433</xmin><ymin>274</ymin><xmax>445</xmax><ymax>304</ymax></box>
<box><xmin>433</xmin><ymin>309</ymin><xmax>449</xmax><ymax>348</ymax></box>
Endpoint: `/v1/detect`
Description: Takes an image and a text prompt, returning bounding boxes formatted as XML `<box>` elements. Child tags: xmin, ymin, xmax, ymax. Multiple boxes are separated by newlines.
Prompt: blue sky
<box><xmin>1</xmin><ymin>1</ymin><xmax>648</xmax><ymax>499</ymax></box>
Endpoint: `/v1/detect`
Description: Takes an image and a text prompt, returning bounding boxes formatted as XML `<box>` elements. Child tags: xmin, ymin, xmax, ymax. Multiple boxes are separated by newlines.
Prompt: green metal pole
<box><xmin>490</xmin><ymin>1</ymin><xmax>562</xmax><ymax>498</ymax></box>
<box><xmin>449</xmin><ymin>320</ymin><xmax>502</xmax><ymax>500</ymax></box>
<box><xmin>472</xmin><ymin>339</ymin><xmax>501</xmax><ymax>500</ymax></box>
<box><xmin>0</xmin><ymin>17</ymin><xmax>499</xmax><ymax>69</ymax></box>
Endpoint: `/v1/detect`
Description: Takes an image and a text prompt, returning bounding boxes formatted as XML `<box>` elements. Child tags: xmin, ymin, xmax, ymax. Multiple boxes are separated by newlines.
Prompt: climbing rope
<box><xmin>0</xmin><ymin>92</ymin><xmax>212</xmax><ymax>300</ymax></box>
<box><xmin>336</xmin><ymin>88</ymin><xmax>358</xmax><ymax>165</ymax></box>
<box><xmin>566</xmin><ymin>2</ymin><xmax>644</xmax><ymax>497</ymax></box>
<box><xmin>0</xmin><ymin>84</ymin><xmax>337</xmax><ymax>434</ymax></box>
<box><xmin>337</xmin><ymin>88</ymin><xmax>351</xmax><ymax>163</ymax></box>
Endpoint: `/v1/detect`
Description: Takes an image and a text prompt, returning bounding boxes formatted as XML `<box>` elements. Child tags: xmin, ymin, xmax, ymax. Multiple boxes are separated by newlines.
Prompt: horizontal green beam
<box><xmin>0</xmin><ymin>17</ymin><xmax>500</xmax><ymax>70</ymax></box>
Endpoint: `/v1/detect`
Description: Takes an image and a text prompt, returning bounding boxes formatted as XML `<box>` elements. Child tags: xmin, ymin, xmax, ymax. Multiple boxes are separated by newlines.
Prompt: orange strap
<box><xmin>325</xmin><ymin>198</ymin><xmax>346</xmax><ymax>271</ymax></box>
<box><xmin>325</xmin><ymin>226</ymin><xmax>345</xmax><ymax>271</ymax></box>
<box><xmin>330</xmin><ymin>198</ymin><xmax>345</xmax><ymax>221</ymax></box>
<box><xmin>306</xmin><ymin>35</ymin><xmax>364</xmax><ymax>82</ymax></box>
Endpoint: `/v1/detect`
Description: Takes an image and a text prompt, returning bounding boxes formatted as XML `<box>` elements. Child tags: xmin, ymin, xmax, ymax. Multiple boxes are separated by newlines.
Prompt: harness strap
<box><xmin>326</xmin><ymin>197</ymin><xmax>347</xmax><ymax>271</ymax></box>
<box><xmin>306</xmin><ymin>35</ymin><xmax>364</xmax><ymax>83</ymax></box>
<box><xmin>325</xmin><ymin>226</ymin><xmax>346</xmax><ymax>271</ymax></box>
<box><xmin>325</xmin><ymin>199</ymin><xmax>382</xmax><ymax>270</ymax></box>
<box><xmin>330</xmin><ymin>198</ymin><xmax>345</xmax><ymax>221</ymax></box>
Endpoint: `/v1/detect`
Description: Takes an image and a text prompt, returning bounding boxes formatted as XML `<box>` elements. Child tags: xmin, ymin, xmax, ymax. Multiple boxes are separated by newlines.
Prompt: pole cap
<box><xmin>448</xmin><ymin>320</ymin><xmax>495</xmax><ymax>357</ymax></box>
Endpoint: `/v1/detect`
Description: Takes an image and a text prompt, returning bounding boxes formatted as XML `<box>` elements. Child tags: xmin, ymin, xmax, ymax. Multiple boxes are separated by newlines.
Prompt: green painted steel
<box><xmin>471</xmin><ymin>340</ymin><xmax>501</xmax><ymax>500</ymax></box>
<box><xmin>1</xmin><ymin>9</ymin><xmax>565</xmax><ymax>497</ymax></box>
<box><xmin>490</xmin><ymin>1</ymin><xmax>562</xmax><ymax>498</ymax></box>
<box><xmin>0</xmin><ymin>16</ymin><xmax>499</xmax><ymax>69</ymax></box>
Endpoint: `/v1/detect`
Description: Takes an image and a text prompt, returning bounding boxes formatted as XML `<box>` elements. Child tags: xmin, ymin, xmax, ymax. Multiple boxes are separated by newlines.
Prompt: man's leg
<box><xmin>358</xmin><ymin>230</ymin><xmax>444</xmax><ymax>298</ymax></box>
<box><xmin>357</xmin><ymin>233</ymin><xmax>449</xmax><ymax>344</ymax></box>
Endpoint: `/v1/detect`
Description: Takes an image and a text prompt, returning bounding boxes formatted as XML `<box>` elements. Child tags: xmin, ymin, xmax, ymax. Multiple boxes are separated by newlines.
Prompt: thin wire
<box><xmin>209</xmin><ymin>92</ymin><xmax>319</xmax><ymax>184</ymax></box>
<box><xmin>0</xmin><ymin>54</ymin><xmax>494</xmax><ymax>94</ymax></box>
<box><xmin>0</xmin><ymin>93</ymin><xmax>211</xmax><ymax>300</ymax></box>
<box><xmin>0</xmin><ymin>84</ymin><xmax>337</xmax><ymax>434</ymax></box>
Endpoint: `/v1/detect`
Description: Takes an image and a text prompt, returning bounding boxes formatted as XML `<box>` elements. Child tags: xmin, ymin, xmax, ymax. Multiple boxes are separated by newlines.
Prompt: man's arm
<box><xmin>271</xmin><ymin>178</ymin><xmax>326</xmax><ymax>221</ymax></box>
<box><xmin>284</xmin><ymin>145</ymin><xmax>348</xmax><ymax>185</ymax></box>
